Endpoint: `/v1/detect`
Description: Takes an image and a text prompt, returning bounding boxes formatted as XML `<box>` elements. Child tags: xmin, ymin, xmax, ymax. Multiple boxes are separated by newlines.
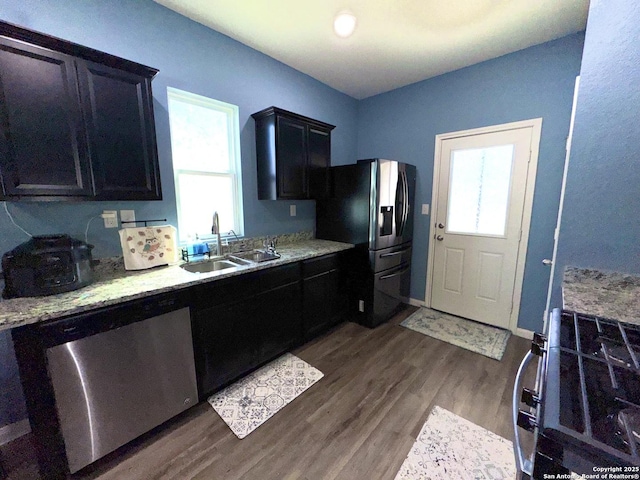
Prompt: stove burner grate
<box><xmin>549</xmin><ymin>311</ymin><xmax>640</xmax><ymax>465</ymax></box>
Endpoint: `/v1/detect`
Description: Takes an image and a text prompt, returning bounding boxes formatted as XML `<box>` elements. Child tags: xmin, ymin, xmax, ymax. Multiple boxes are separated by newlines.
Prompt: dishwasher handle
<box><xmin>513</xmin><ymin>350</ymin><xmax>536</xmax><ymax>477</ymax></box>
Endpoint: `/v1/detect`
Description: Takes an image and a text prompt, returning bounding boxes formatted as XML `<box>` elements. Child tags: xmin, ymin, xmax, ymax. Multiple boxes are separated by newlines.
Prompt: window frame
<box><xmin>167</xmin><ymin>87</ymin><xmax>244</xmax><ymax>243</ymax></box>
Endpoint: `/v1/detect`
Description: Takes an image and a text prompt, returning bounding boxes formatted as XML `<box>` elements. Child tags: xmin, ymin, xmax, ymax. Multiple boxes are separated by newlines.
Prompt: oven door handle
<box><xmin>513</xmin><ymin>350</ymin><xmax>535</xmax><ymax>477</ymax></box>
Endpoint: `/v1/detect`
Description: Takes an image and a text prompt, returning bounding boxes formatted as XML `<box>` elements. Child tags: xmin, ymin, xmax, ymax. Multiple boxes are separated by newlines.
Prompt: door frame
<box><xmin>425</xmin><ymin>118</ymin><xmax>543</xmax><ymax>334</ymax></box>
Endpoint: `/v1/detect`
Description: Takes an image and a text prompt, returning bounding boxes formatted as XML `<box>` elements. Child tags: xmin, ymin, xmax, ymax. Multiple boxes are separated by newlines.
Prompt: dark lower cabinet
<box><xmin>192</xmin><ymin>263</ymin><xmax>304</xmax><ymax>398</ymax></box>
<box><xmin>191</xmin><ymin>255</ymin><xmax>351</xmax><ymax>399</ymax></box>
<box><xmin>302</xmin><ymin>253</ymin><xmax>349</xmax><ymax>340</ymax></box>
<box><xmin>193</xmin><ymin>299</ymin><xmax>258</xmax><ymax>396</ymax></box>
<box><xmin>256</xmin><ymin>281</ymin><xmax>302</xmax><ymax>361</ymax></box>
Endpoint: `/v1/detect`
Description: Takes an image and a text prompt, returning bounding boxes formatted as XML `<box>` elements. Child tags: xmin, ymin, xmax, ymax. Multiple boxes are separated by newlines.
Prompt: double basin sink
<box><xmin>180</xmin><ymin>250</ymin><xmax>281</xmax><ymax>274</ymax></box>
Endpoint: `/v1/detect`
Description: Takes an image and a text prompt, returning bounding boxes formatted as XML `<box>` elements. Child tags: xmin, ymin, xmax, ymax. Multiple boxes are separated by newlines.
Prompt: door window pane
<box><xmin>446</xmin><ymin>144</ymin><xmax>514</xmax><ymax>236</ymax></box>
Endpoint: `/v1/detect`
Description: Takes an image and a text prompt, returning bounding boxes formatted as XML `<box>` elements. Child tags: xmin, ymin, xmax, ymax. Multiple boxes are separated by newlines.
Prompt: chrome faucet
<box><xmin>263</xmin><ymin>236</ymin><xmax>277</xmax><ymax>254</ymax></box>
<box><xmin>211</xmin><ymin>211</ymin><xmax>222</xmax><ymax>256</ymax></box>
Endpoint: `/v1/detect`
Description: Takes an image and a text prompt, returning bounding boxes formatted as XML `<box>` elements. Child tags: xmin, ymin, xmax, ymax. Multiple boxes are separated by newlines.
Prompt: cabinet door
<box><xmin>307</xmin><ymin>127</ymin><xmax>331</xmax><ymax>198</ymax></box>
<box><xmin>303</xmin><ymin>269</ymin><xmax>339</xmax><ymax>340</ymax></box>
<box><xmin>193</xmin><ymin>300</ymin><xmax>259</xmax><ymax>398</ymax></box>
<box><xmin>276</xmin><ymin>116</ymin><xmax>307</xmax><ymax>198</ymax></box>
<box><xmin>77</xmin><ymin>60</ymin><xmax>161</xmax><ymax>200</ymax></box>
<box><xmin>0</xmin><ymin>38</ymin><xmax>92</xmax><ymax>198</ymax></box>
<box><xmin>255</xmin><ymin>281</ymin><xmax>302</xmax><ymax>363</ymax></box>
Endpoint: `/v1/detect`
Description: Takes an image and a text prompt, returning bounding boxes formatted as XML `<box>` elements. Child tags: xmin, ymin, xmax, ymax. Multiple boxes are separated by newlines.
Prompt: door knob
<box><xmin>438</xmin><ymin>223</ymin><xmax>445</xmax><ymax>229</ymax></box>
<box><xmin>542</xmin><ymin>259</ymin><xmax>553</xmax><ymax>266</ymax></box>
<box><xmin>436</xmin><ymin>235</ymin><xmax>444</xmax><ymax>241</ymax></box>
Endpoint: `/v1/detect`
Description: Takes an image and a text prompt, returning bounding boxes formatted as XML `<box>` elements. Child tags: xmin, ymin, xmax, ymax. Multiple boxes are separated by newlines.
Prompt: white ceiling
<box><xmin>154</xmin><ymin>0</ymin><xmax>589</xmax><ymax>100</ymax></box>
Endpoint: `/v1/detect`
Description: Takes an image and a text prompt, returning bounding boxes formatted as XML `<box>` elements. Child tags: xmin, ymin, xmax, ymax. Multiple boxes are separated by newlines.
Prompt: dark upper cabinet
<box><xmin>0</xmin><ymin>21</ymin><xmax>161</xmax><ymax>201</ymax></box>
<box><xmin>77</xmin><ymin>60</ymin><xmax>161</xmax><ymax>200</ymax></box>
<box><xmin>252</xmin><ymin>106</ymin><xmax>335</xmax><ymax>200</ymax></box>
<box><xmin>0</xmin><ymin>37</ymin><xmax>92</xmax><ymax>197</ymax></box>
<box><xmin>307</xmin><ymin>126</ymin><xmax>332</xmax><ymax>199</ymax></box>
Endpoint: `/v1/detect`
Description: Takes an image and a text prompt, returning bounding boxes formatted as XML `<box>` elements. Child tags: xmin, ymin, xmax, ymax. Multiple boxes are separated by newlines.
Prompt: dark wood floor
<box><xmin>2</xmin><ymin>307</ymin><xmax>534</xmax><ymax>480</ymax></box>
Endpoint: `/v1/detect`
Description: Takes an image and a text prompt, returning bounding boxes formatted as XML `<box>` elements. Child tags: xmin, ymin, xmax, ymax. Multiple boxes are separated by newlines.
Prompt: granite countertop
<box><xmin>563</xmin><ymin>266</ymin><xmax>640</xmax><ymax>324</ymax></box>
<box><xmin>0</xmin><ymin>239</ymin><xmax>353</xmax><ymax>332</ymax></box>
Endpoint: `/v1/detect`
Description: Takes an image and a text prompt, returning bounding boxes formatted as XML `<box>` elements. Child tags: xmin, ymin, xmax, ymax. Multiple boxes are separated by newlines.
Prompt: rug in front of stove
<box><xmin>400</xmin><ymin>307</ymin><xmax>510</xmax><ymax>360</ymax></box>
<box><xmin>394</xmin><ymin>406</ymin><xmax>516</xmax><ymax>480</ymax></box>
<box><xmin>207</xmin><ymin>353</ymin><xmax>323</xmax><ymax>439</ymax></box>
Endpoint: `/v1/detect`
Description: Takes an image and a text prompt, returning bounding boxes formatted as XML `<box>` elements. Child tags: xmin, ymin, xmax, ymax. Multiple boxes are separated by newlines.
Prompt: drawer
<box><xmin>257</xmin><ymin>262</ymin><xmax>301</xmax><ymax>290</ymax></box>
<box><xmin>370</xmin><ymin>244</ymin><xmax>412</xmax><ymax>273</ymax></box>
<box><xmin>190</xmin><ymin>275</ymin><xmax>257</xmax><ymax>310</ymax></box>
<box><xmin>302</xmin><ymin>253</ymin><xmax>340</xmax><ymax>278</ymax></box>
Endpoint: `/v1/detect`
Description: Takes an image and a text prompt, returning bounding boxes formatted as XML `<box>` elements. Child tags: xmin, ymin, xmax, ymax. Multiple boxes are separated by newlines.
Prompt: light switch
<box><xmin>421</xmin><ymin>204</ymin><xmax>430</xmax><ymax>215</ymax></box>
<box><xmin>290</xmin><ymin>204</ymin><xmax>296</xmax><ymax>217</ymax></box>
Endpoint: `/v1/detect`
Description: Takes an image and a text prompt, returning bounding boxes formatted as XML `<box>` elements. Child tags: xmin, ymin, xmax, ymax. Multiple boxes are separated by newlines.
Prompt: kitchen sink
<box><xmin>180</xmin><ymin>250</ymin><xmax>280</xmax><ymax>274</ymax></box>
<box><xmin>228</xmin><ymin>250</ymin><xmax>281</xmax><ymax>263</ymax></box>
<box><xmin>180</xmin><ymin>259</ymin><xmax>242</xmax><ymax>274</ymax></box>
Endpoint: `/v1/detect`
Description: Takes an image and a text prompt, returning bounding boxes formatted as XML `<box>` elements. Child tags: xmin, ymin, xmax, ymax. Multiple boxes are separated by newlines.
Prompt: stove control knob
<box><xmin>531</xmin><ymin>332</ymin><xmax>546</xmax><ymax>356</ymax></box>
<box><xmin>521</xmin><ymin>388</ymin><xmax>539</xmax><ymax>408</ymax></box>
<box><xmin>517</xmin><ymin>410</ymin><xmax>538</xmax><ymax>432</ymax></box>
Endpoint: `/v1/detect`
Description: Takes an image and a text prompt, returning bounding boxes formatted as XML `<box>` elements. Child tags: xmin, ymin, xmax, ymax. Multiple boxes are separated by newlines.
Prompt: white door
<box><xmin>430</xmin><ymin>125</ymin><xmax>536</xmax><ymax>329</ymax></box>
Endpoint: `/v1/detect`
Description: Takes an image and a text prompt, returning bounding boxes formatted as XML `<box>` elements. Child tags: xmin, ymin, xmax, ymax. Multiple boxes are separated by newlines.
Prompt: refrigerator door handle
<box><xmin>395</xmin><ymin>170</ymin><xmax>407</xmax><ymax>237</ymax></box>
<box><xmin>394</xmin><ymin>172</ymin><xmax>403</xmax><ymax>237</ymax></box>
<box><xmin>401</xmin><ymin>169</ymin><xmax>409</xmax><ymax>234</ymax></box>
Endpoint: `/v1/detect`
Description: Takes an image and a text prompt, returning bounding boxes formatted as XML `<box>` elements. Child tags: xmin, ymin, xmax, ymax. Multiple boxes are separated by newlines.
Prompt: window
<box><xmin>446</xmin><ymin>144</ymin><xmax>514</xmax><ymax>236</ymax></box>
<box><xmin>167</xmin><ymin>87</ymin><xmax>243</xmax><ymax>243</ymax></box>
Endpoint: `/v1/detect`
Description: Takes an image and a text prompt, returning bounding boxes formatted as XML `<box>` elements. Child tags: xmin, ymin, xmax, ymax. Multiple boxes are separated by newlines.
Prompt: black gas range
<box><xmin>514</xmin><ymin>308</ymin><xmax>640</xmax><ymax>478</ymax></box>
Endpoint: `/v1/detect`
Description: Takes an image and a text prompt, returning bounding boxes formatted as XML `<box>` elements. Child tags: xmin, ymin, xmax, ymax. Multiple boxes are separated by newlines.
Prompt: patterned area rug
<box><xmin>207</xmin><ymin>353</ymin><xmax>323</xmax><ymax>439</ymax></box>
<box><xmin>400</xmin><ymin>307</ymin><xmax>510</xmax><ymax>360</ymax></box>
<box><xmin>395</xmin><ymin>406</ymin><xmax>516</xmax><ymax>480</ymax></box>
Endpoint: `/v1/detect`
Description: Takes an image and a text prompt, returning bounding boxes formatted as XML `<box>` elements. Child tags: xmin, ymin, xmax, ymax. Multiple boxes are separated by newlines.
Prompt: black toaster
<box><xmin>2</xmin><ymin>234</ymin><xmax>94</xmax><ymax>298</ymax></box>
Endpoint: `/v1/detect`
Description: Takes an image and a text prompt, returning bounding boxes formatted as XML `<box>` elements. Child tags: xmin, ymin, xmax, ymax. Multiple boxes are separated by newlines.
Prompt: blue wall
<box><xmin>0</xmin><ymin>0</ymin><xmax>358</xmax><ymax>428</ymax></box>
<box><xmin>355</xmin><ymin>34</ymin><xmax>584</xmax><ymax>333</ymax></box>
<box><xmin>551</xmin><ymin>0</ymin><xmax>640</xmax><ymax>305</ymax></box>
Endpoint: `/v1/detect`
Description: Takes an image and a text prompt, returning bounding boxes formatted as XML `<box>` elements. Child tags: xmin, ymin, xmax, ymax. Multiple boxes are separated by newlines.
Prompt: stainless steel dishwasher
<box><xmin>43</xmin><ymin>296</ymin><xmax>197</xmax><ymax>474</ymax></box>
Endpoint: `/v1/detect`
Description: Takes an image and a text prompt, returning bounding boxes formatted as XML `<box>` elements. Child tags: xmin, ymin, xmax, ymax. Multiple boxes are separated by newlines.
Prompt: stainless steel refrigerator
<box><xmin>316</xmin><ymin>159</ymin><xmax>416</xmax><ymax>327</ymax></box>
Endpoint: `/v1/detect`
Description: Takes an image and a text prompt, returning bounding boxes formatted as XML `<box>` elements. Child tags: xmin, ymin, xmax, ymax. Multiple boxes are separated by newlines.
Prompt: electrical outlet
<box><xmin>358</xmin><ymin>300</ymin><xmax>365</xmax><ymax>312</ymax></box>
<box><xmin>290</xmin><ymin>204</ymin><xmax>296</xmax><ymax>217</ymax></box>
<box><xmin>421</xmin><ymin>204</ymin><xmax>430</xmax><ymax>215</ymax></box>
<box><xmin>102</xmin><ymin>210</ymin><xmax>118</xmax><ymax>228</ymax></box>
<box><xmin>120</xmin><ymin>209</ymin><xmax>135</xmax><ymax>223</ymax></box>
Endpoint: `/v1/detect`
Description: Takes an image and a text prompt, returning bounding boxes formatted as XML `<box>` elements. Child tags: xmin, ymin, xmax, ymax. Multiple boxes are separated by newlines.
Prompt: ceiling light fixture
<box><xmin>333</xmin><ymin>11</ymin><xmax>357</xmax><ymax>38</ymax></box>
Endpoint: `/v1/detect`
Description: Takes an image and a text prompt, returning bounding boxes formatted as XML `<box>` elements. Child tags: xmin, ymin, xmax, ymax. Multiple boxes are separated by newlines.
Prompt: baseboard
<box><xmin>514</xmin><ymin>327</ymin><xmax>534</xmax><ymax>339</ymax></box>
<box><xmin>408</xmin><ymin>297</ymin><xmax>425</xmax><ymax>307</ymax></box>
<box><xmin>0</xmin><ymin>418</ymin><xmax>30</xmax><ymax>445</ymax></box>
